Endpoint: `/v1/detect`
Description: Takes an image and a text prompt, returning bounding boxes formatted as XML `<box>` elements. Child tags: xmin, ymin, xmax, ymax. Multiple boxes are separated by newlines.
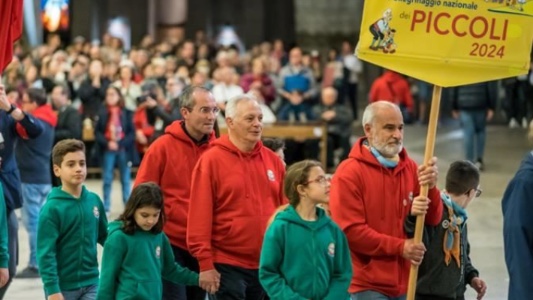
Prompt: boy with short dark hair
<box><xmin>37</xmin><ymin>139</ymin><xmax>108</xmax><ymax>300</ymax></box>
<box><xmin>406</xmin><ymin>160</ymin><xmax>487</xmax><ymax>300</ymax></box>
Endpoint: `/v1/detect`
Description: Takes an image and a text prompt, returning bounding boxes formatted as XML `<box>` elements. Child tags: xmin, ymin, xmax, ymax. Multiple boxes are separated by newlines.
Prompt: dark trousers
<box><xmin>162</xmin><ymin>245</ymin><xmax>205</xmax><ymax>300</ymax></box>
<box><xmin>0</xmin><ymin>210</ymin><xmax>18</xmax><ymax>300</ymax></box>
<box><xmin>341</xmin><ymin>82</ymin><xmax>358</xmax><ymax>120</ymax></box>
<box><xmin>505</xmin><ymin>81</ymin><xmax>532</xmax><ymax>122</ymax></box>
<box><xmin>327</xmin><ymin>133</ymin><xmax>351</xmax><ymax>168</ymax></box>
<box><xmin>208</xmin><ymin>263</ymin><xmax>265</xmax><ymax>300</ymax></box>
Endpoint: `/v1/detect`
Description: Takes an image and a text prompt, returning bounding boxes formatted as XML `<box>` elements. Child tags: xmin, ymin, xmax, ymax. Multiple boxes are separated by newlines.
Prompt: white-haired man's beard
<box><xmin>371</xmin><ymin>135</ymin><xmax>403</xmax><ymax>158</ymax></box>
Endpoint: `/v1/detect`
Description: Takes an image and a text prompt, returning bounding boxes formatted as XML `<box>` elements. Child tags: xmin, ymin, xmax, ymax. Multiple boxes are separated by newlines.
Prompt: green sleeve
<box><xmin>259</xmin><ymin>222</ymin><xmax>307</xmax><ymax>300</ymax></box>
<box><xmin>97</xmin><ymin>199</ymin><xmax>108</xmax><ymax>246</ymax></box>
<box><xmin>0</xmin><ymin>184</ymin><xmax>8</xmax><ymax>268</ymax></box>
<box><xmin>161</xmin><ymin>234</ymin><xmax>199</xmax><ymax>286</ymax></box>
<box><xmin>323</xmin><ymin>226</ymin><xmax>352</xmax><ymax>300</ymax></box>
<box><xmin>37</xmin><ymin>206</ymin><xmax>61</xmax><ymax>295</ymax></box>
<box><xmin>97</xmin><ymin>233</ymin><xmax>125</xmax><ymax>300</ymax></box>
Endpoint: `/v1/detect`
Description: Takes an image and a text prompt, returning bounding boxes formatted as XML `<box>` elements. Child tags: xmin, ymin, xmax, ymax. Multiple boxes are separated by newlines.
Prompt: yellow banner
<box><xmin>357</xmin><ymin>0</ymin><xmax>533</xmax><ymax>87</ymax></box>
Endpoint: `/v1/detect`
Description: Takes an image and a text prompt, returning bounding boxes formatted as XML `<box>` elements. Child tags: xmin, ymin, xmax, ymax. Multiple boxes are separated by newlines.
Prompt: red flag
<box><xmin>0</xmin><ymin>0</ymin><xmax>23</xmax><ymax>72</ymax></box>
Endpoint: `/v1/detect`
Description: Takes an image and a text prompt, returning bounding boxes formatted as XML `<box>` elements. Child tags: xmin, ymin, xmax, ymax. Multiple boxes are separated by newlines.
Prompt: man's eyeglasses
<box><xmin>304</xmin><ymin>176</ymin><xmax>331</xmax><ymax>186</ymax></box>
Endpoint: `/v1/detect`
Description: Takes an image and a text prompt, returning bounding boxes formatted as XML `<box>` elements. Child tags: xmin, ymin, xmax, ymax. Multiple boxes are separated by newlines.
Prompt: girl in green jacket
<box><xmin>97</xmin><ymin>183</ymin><xmax>201</xmax><ymax>300</ymax></box>
<box><xmin>259</xmin><ymin>160</ymin><xmax>352</xmax><ymax>300</ymax></box>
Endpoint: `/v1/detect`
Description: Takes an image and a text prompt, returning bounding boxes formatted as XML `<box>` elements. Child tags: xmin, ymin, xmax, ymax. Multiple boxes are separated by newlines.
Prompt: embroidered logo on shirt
<box><xmin>327</xmin><ymin>243</ymin><xmax>335</xmax><ymax>257</ymax></box>
<box><xmin>156</xmin><ymin>246</ymin><xmax>161</xmax><ymax>258</ymax></box>
<box><xmin>93</xmin><ymin>206</ymin><xmax>100</xmax><ymax>219</ymax></box>
<box><xmin>442</xmin><ymin>219</ymin><xmax>450</xmax><ymax>229</ymax></box>
<box><xmin>267</xmin><ymin>169</ymin><xmax>275</xmax><ymax>181</ymax></box>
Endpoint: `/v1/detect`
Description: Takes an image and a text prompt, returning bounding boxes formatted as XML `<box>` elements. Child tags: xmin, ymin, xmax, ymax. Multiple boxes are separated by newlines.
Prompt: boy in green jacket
<box><xmin>259</xmin><ymin>160</ymin><xmax>352</xmax><ymax>300</ymax></box>
<box><xmin>37</xmin><ymin>139</ymin><xmax>108</xmax><ymax>300</ymax></box>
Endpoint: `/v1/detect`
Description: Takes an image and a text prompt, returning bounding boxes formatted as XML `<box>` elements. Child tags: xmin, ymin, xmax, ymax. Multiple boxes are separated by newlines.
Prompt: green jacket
<box><xmin>97</xmin><ymin>221</ymin><xmax>199</xmax><ymax>300</ymax></box>
<box><xmin>259</xmin><ymin>206</ymin><xmax>352</xmax><ymax>300</ymax></box>
<box><xmin>0</xmin><ymin>184</ymin><xmax>8</xmax><ymax>268</ymax></box>
<box><xmin>37</xmin><ymin>186</ymin><xmax>108</xmax><ymax>295</ymax></box>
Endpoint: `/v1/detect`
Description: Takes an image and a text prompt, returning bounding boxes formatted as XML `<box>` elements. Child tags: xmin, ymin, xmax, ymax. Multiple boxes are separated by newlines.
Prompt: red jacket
<box><xmin>187</xmin><ymin>135</ymin><xmax>286</xmax><ymax>271</ymax></box>
<box><xmin>369</xmin><ymin>71</ymin><xmax>414</xmax><ymax>112</ymax></box>
<box><xmin>133</xmin><ymin>107</ymin><xmax>155</xmax><ymax>154</ymax></box>
<box><xmin>329</xmin><ymin>137</ymin><xmax>442</xmax><ymax>297</ymax></box>
<box><xmin>134</xmin><ymin>121</ymin><xmax>216</xmax><ymax>250</ymax></box>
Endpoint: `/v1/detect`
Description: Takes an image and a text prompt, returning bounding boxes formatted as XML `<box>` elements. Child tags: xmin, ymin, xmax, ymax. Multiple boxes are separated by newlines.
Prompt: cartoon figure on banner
<box><xmin>369</xmin><ymin>8</ymin><xmax>392</xmax><ymax>51</ymax></box>
<box><xmin>506</xmin><ymin>0</ymin><xmax>528</xmax><ymax>11</ymax></box>
<box><xmin>382</xmin><ymin>29</ymin><xmax>397</xmax><ymax>54</ymax></box>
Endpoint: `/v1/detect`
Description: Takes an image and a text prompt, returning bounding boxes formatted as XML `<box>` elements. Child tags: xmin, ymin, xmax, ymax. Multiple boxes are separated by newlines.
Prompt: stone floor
<box><xmin>6</xmin><ymin>121</ymin><xmax>531</xmax><ymax>300</ymax></box>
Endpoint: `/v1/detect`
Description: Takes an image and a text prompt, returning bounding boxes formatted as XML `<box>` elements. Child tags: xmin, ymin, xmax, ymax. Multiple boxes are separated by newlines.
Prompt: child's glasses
<box><xmin>466</xmin><ymin>186</ymin><xmax>482</xmax><ymax>198</ymax></box>
<box><xmin>304</xmin><ymin>176</ymin><xmax>331</xmax><ymax>186</ymax></box>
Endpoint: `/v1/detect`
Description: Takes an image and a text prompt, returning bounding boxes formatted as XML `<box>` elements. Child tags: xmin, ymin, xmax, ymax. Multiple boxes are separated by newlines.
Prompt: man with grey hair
<box><xmin>329</xmin><ymin>101</ymin><xmax>443</xmax><ymax>300</ymax></box>
<box><xmin>134</xmin><ymin>85</ymin><xmax>218</xmax><ymax>300</ymax></box>
<box><xmin>188</xmin><ymin>94</ymin><xmax>286</xmax><ymax>299</ymax></box>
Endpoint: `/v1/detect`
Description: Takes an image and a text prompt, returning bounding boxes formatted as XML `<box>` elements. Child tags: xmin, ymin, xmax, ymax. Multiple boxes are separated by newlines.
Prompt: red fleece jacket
<box><xmin>187</xmin><ymin>135</ymin><xmax>286</xmax><ymax>271</ymax></box>
<box><xmin>134</xmin><ymin>121</ymin><xmax>216</xmax><ymax>250</ymax></box>
<box><xmin>329</xmin><ymin>137</ymin><xmax>442</xmax><ymax>297</ymax></box>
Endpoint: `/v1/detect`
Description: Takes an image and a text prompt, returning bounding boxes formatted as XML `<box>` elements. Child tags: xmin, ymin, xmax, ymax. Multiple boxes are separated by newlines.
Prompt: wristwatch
<box><xmin>6</xmin><ymin>104</ymin><xmax>16</xmax><ymax>115</ymax></box>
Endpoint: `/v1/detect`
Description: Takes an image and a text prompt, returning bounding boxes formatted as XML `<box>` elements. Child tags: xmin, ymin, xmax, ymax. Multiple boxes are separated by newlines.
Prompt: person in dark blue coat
<box><xmin>0</xmin><ymin>84</ymin><xmax>43</xmax><ymax>298</ymax></box>
<box><xmin>502</xmin><ymin>126</ymin><xmax>533</xmax><ymax>300</ymax></box>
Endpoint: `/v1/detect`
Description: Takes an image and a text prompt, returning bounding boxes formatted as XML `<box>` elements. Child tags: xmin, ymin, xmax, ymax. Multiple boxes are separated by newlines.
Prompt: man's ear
<box><xmin>180</xmin><ymin>107</ymin><xmax>189</xmax><ymax>119</ymax></box>
<box><xmin>363</xmin><ymin>124</ymin><xmax>372</xmax><ymax>137</ymax></box>
<box><xmin>225</xmin><ymin>117</ymin><xmax>233</xmax><ymax>128</ymax></box>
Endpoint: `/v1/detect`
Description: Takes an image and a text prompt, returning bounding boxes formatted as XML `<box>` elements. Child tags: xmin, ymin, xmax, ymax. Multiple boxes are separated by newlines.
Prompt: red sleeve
<box><xmin>329</xmin><ymin>166</ymin><xmax>405</xmax><ymax>257</ymax></box>
<box><xmin>187</xmin><ymin>158</ymin><xmax>215</xmax><ymax>271</ymax></box>
<box><xmin>278</xmin><ymin>163</ymin><xmax>287</xmax><ymax>205</ymax></box>
<box><xmin>133</xmin><ymin>140</ymin><xmax>165</xmax><ymax>187</ymax></box>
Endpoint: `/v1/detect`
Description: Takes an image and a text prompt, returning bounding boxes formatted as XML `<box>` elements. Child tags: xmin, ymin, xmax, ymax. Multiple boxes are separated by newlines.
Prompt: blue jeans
<box><xmin>21</xmin><ymin>183</ymin><xmax>51</xmax><ymax>268</ymax></box>
<box><xmin>351</xmin><ymin>290</ymin><xmax>406</xmax><ymax>300</ymax></box>
<box><xmin>459</xmin><ymin>110</ymin><xmax>487</xmax><ymax>162</ymax></box>
<box><xmin>102</xmin><ymin>150</ymin><xmax>131</xmax><ymax>212</ymax></box>
<box><xmin>45</xmin><ymin>284</ymin><xmax>98</xmax><ymax>300</ymax></box>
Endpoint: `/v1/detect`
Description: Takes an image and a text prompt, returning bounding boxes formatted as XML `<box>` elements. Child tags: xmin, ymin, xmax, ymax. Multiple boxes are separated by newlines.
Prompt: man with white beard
<box><xmin>329</xmin><ymin>101</ymin><xmax>443</xmax><ymax>300</ymax></box>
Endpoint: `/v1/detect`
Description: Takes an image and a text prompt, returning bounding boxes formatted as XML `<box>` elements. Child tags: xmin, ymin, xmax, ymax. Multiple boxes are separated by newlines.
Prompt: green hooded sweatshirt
<box><xmin>259</xmin><ymin>205</ymin><xmax>352</xmax><ymax>300</ymax></box>
<box><xmin>97</xmin><ymin>221</ymin><xmax>199</xmax><ymax>300</ymax></box>
<box><xmin>0</xmin><ymin>184</ymin><xmax>8</xmax><ymax>268</ymax></box>
<box><xmin>37</xmin><ymin>186</ymin><xmax>108</xmax><ymax>295</ymax></box>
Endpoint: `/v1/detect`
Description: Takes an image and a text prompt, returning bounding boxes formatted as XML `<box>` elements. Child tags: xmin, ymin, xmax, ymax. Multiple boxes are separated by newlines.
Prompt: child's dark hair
<box><xmin>262</xmin><ymin>138</ymin><xmax>285</xmax><ymax>153</ymax></box>
<box><xmin>445</xmin><ymin>160</ymin><xmax>480</xmax><ymax>195</ymax></box>
<box><xmin>52</xmin><ymin>139</ymin><xmax>86</xmax><ymax>166</ymax></box>
<box><xmin>118</xmin><ymin>182</ymin><xmax>165</xmax><ymax>235</ymax></box>
<box><xmin>284</xmin><ymin>160</ymin><xmax>322</xmax><ymax>207</ymax></box>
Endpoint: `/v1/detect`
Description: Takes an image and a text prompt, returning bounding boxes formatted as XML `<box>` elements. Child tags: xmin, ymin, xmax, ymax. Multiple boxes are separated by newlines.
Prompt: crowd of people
<box><xmin>0</xmin><ymin>31</ymin><xmax>531</xmax><ymax>300</ymax></box>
